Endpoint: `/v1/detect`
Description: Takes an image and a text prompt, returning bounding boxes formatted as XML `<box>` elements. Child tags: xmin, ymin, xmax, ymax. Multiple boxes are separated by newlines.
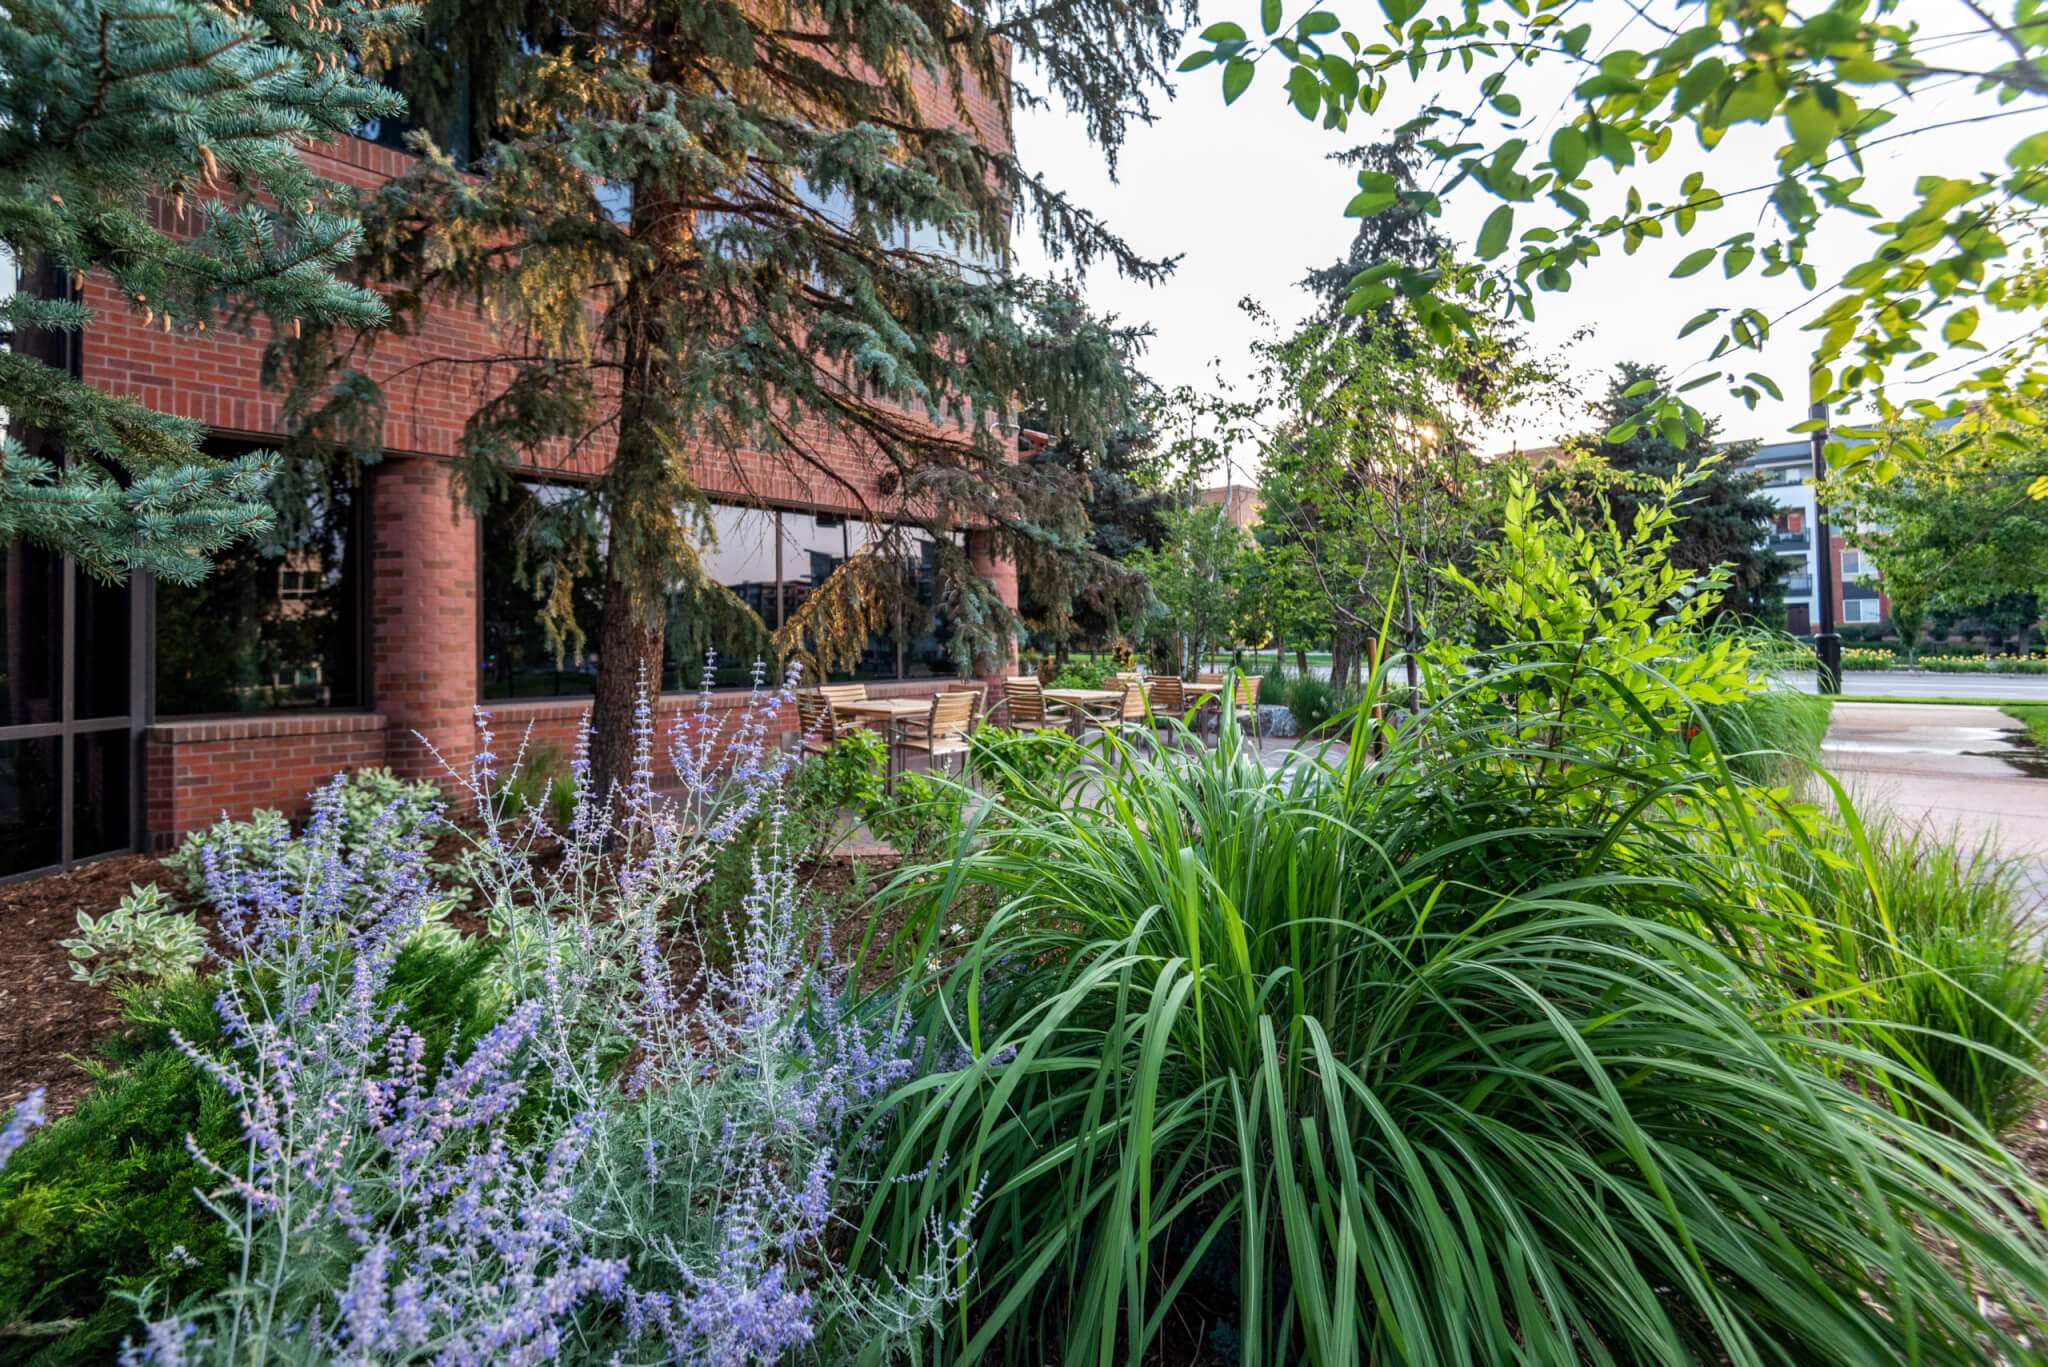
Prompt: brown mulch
<box><xmin>0</xmin><ymin>852</ymin><xmax>177</xmax><ymax>1117</ymax></box>
<box><xmin>0</xmin><ymin>837</ymin><xmax>913</xmax><ymax>1122</ymax></box>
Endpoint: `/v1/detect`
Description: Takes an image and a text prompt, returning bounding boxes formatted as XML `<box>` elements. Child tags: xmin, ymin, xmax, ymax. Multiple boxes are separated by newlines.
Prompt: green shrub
<box><xmin>1919</xmin><ymin>654</ymin><xmax>2048</xmax><ymax>674</ymax></box>
<box><xmin>856</xmin><ymin>473</ymin><xmax>2048</xmax><ymax>1364</ymax></box>
<box><xmin>162</xmin><ymin>766</ymin><xmax>445</xmax><ymax>899</ymax></box>
<box><xmin>0</xmin><ymin>939</ymin><xmax>500</xmax><ymax>1366</ymax></box>
<box><xmin>861</xmin><ymin>705</ymin><xmax>2048</xmax><ymax>1364</ymax></box>
<box><xmin>1699</xmin><ymin>690</ymin><xmax>1833</xmax><ymax>787</ymax></box>
<box><xmin>866</xmin><ymin>771</ymin><xmax>972</xmax><ymax>858</ymax></box>
<box><xmin>969</xmin><ymin>727</ymin><xmax>1075</xmax><ymax>806</ymax></box>
<box><xmin>1773</xmin><ymin>819</ymin><xmax>2047</xmax><ymax>1136</ymax></box>
<box><xmin>1883</xmin><ymin>928</ymin><xmax>2047</xmax><ymax>1135</ymax></box>
<box><xmin>1044</xmin><ymin>657</ymin><xmax>1116</xmax><ymax>690</ymax></box>
<box><xmin>60</xmin><ymin>883</ymin><xmax>204</xmax><ymax>986</ymax></box>
<box><xmin>789</xmin><ymin>728</ymin><xmax>887</xmax><ymax>849</ymax></box>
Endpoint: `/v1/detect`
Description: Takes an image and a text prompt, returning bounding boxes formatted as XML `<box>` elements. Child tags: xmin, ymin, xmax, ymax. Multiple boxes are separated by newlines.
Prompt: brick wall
<box><xmin>144</xmin><ymin>713</ymin><xmax>391</xmax><ymax>842</ymax></box>
<box><xmin>370</xmin><ymin>458</ymin><xmax>479</xmax><ymax>786</ymax></box>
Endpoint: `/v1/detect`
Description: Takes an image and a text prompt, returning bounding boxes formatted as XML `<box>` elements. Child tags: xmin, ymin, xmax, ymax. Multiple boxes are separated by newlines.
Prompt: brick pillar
<box><xmin>967</xmin><ymin>528</ymin><xmax>1019</xmax><ymax>680</ymax></box>
<box><xmin>370</xmin><ymin>458</ymin><xmax>477</xmax><ymax>784</ymax></box>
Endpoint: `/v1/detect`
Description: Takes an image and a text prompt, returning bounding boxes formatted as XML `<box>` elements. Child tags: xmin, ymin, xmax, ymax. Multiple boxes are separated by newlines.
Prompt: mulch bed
<box><xmin>0</xmin><ymin>839</ymin><xmax>913</xmax><ymax>1121</ymax></box>
<box><xmin>0</xmin><ymin>852</ymin><xmax>177</xmax><ymax>1117</ymax></box>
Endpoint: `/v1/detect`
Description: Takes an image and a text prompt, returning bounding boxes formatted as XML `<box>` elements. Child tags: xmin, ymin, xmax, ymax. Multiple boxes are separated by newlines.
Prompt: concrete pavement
<box><xmin>1819</xmin><ymin>702</ymin><xmax>2048</xmax><ymax>914</ymax></box>
<box><xmin>1788</xmin><ymin>671</ymin><xmax>2048</xmax><ymax>701</ymax></box>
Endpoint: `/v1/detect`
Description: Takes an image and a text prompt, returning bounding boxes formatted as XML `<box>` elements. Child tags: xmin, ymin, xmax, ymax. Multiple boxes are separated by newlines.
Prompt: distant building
<box><xmin>1738</xmin><ymin>440</ymin><xmax>1889</xmax><ymax>635</ymax></box>
<box><xmin>1199</xmin><ymin>484</ymin><xmax>1263</xmax><ymax>530</ymax></box>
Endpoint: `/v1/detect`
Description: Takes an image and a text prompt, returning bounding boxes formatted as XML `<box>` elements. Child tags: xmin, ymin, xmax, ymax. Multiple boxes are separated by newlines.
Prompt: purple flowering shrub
<box><xmin>123</xmin><ymin>664</ymin><xmax>970</xmax><ymax>1365</ymax></box>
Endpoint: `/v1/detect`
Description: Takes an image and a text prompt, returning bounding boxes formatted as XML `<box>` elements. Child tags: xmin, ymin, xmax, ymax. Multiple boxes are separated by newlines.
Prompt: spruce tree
<box><xmin>1557</xmin><ymin>362</ymin><xmax>1787</xmax><ymax>622</ymax></box>
<box><xmin>288</xmin><ymin>0</ymin><xmax>1189</xmax><ymax>800</ymax></box>
<box><xmin>0</xmin><ymin>0</ymin><xmax>413</xmax><ymax>582</ymax></box>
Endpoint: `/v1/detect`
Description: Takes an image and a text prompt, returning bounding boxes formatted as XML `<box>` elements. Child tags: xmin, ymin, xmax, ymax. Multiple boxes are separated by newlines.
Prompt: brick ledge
<box><xmin>146</xmin><ymin>711</ymin><xmax>389</xmax><ymax>744</ymax></box>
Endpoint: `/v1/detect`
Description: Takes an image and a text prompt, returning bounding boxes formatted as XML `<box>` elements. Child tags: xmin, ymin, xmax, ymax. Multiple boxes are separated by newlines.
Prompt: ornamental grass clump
<box><xmin>108</xmin><ymin>662</ymin><xmax>969</xmax><ymax>1365</ymax></box>
<box><xmin>852</xmin><ymin>475</ymin><xmax>2048</xmax><ymax>1366</ymax></box>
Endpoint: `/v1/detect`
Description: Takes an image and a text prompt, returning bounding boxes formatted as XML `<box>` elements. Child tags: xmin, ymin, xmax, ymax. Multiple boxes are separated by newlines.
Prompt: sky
<box><xmin>1007</xmin><ymin>4</ymin><xmax>2025</xmax><ymax>476</ymax></box>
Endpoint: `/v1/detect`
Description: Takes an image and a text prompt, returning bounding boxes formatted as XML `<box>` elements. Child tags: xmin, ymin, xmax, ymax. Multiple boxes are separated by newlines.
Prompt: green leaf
<box><xmin>1286</xmin><ymin>66</ymin><xmax>1321</xmax><ymax>118</ymax></box>
<box><xmin>1319</xmin><ymin>53</ymin><xmax>1358</xmax><ymax>99</ymax></box>
<box><xmin>1671</xmin><ymin>57</ymin><xmax>1726</xmax><ymax>116</ymax></box>
<box><xmin>1262</xmin><ymin>0</ymin><xmax>1282</xmax><ymax>36</ymax></box>
<box><xmin>1671</xmin><ymin>248</ymin><xmax>1716</xmax><ymax>278</ymax></box>
<box><xmin>1549</xmin><ymin>126</ymin><xmax>1588</xmax><ymax>181</ymax></box>
<box><xmin>1492</xmin><ymin>91</ymin><xmax>1522</xmax><ymax>116</ymax></box>
<box><xmin>1200</xmin><ymin>21</ymin><xmax>1247</xmax><ymax>41</ymax></box>
<box><xmin>1298</xmin><ymin>11</ymin><xmax>1341</xmax><ymax>35</ymax></box>
<box><xmin>1784</xmin><ymin>92</ymin><xmax>1836</xmax><ymax>157</ymax></box>
<box><xmin>1177</xmin><ymin>51</ymin><xmax>1218</xmax><ymax>72</ymax></box>
<box><xmin>1476</xmin><ymin>204</ymin><xmax>1514</xmax><ymax>259</ymax></box>
<box><xmin>1677</xmin><ymin>308</ymin><xmax>1723</xmax><ymax>338</ymax></box>
<box><xmin>1942</xmin><ymin>306</ymin><xmax>1980</xmax><ymax>344</ymax></box>
<box><xmin>2007</xmin><ymin>129</ymin><xmax>2048</xmax><ymax>169</ymax></box>
<box><xmin>1605</xmin><ymin>422</ymin><xmax>1640</xmax><ymax>442</ymax></box>
<box><xmin>1720</xmin><ymin>69</ymin><xmax>1781</xmax><ymax>125</ymax></box>
<box><xmin>1622</xmin><ymin>377</ymin><xmax>1658</xmax><ymax>397</ymax></box>
<box><xmin>1223</xmin><ymin>57</ymin><xmax>1256</xmax><ymax>104</ymax></box>
<box><xmin>1722</xmin><ymin>244</ymin><xmax>1754</xmax><ymax>276</ymax></box>
<box><xmin>1380</xmin><ymin>0</ymin><xmax>1425</xmax><ymax>25</ymax></box>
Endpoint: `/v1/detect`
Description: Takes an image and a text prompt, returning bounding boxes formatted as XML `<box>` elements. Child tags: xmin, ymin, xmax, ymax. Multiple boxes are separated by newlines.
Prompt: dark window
<box><xmin>154</xmin><ymin>462</ymin><xmax>365</xmax><ymax>716</ymax></box>
<box><xmin>479</xmin><ymin>480</ymin><xmax>604</xmax><ymax>700</ymax></box>
<box><xmin>482</xmin><ymin>487</ymin><xmax>961</xmax><ymax>695</ymax></box>
<box><xmin>0</xmin><ymin>735</ymin><xmax>60</xmax><ymax>877</ymax></box>
<box><xmin>679</xmin><ymin>505</ymin><xmax>954</xmax><ymax>685</ymax></box>
<box><xmin>1</xmin><ymin>542</ymin><xmax>61</xmax><ymax>729</ymax></box>
<box><xmin>0</xmin><ymin>540</ymin><xmax>139</xmax><ymax>877</ymax></box>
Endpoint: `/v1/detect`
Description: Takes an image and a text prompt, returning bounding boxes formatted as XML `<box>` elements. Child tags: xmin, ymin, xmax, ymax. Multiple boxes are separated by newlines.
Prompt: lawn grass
<box><xmin>2003</xmin><ymin>703</ymin><xmax>2048</xmax><ymax>746</ymax></box>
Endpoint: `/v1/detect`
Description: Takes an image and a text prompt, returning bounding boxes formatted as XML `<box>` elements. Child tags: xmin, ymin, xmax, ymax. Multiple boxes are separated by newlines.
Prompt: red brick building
<box><xmin>0</xmin><ymin>71</ymin><xmax>1021</xmax><ymax>877</ymax></box>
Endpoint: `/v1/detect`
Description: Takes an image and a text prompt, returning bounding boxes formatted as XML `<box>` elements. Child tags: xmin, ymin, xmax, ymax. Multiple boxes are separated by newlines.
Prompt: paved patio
<box><xmin>1819</xmin><ymin>702</ymin><xmax>2048</xmax><ymax>917</ymax></box>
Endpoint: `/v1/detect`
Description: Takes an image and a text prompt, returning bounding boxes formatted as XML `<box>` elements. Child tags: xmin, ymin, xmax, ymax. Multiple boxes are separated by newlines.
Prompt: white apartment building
<box><xmin>1739</xmin><ymin>439</ymin><xmax>1888</xmax><ymax>635</ymax></box>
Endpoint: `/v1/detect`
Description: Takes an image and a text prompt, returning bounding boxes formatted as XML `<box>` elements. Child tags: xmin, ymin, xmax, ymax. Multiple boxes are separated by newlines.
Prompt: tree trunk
<box><xmin>587</xmin><ymin>557</ymin><xmax>667</xmax><ymax>809</ymax></box>
<box><xmin>587</xmin><ymin>44</ymin><xmax>692</xmax><ymax>809</ymax></box>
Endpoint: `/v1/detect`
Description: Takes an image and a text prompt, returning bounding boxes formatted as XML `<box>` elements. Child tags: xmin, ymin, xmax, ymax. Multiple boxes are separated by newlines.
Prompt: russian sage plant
<box><xmin>0</xmin><ymin>1090</ymin><xmax>43</xmax><ymax>1170</ymax></box>
<box><xmin>123</xmin><ymin>661</ymin><xmax>966</xmax><ymax>1365</ymax></box>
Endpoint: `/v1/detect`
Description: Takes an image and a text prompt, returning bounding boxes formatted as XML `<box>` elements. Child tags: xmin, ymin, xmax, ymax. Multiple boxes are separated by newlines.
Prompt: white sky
<box><xmin>1008</xmin><ymin>3</ymin><xmax>2027</xmax><ymax>475</ymax></box>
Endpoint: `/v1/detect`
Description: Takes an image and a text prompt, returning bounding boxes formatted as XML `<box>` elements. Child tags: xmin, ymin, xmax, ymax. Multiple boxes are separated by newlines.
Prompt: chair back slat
<box><xmin>1196</xmin><ymin>672</ymin><xmax>1226</xmax><ymax>685</ymax></box>
<box><xmin>1149</xmin><ymin>676</ymin><xmax>1184</xmax><ymax>712</ymax></box>
<box><xmin>1006</xmin><ymin>677</ymin><xmax>1049</xmax><ymax>724</ymax></box>
<box><xmin>1237</xmin><ymin>674</ymin><xmax>1261</xmax><ymax>708</ymax></box>
<box><xmin>819</xmin><ymin>683</ymin><xmax>868</xmax><ymax>707</ymax></box>
<box><xmin>927</xmin><ymin>690</ymin><xmax>977</xmax><ymax>739</ymax></box>
<box><xmin>946</xmin><ymin>684</ymin><xmax>986</xmax><ymax>727</ymax></box>
<box><xmin>796</xmin><ymin>692</ymin><xmax>837</xmax><ymax>742</ymax></box>
<box><xmin>1119</xmin><ymin>680</ymin><xmax>1146</xmax><ymax>720</ymax></box>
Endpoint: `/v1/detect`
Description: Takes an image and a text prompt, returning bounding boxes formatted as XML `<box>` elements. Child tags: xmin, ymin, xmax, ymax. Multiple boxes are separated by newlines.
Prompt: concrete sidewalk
<box><xmin>1820</xmin><ymin>702</ymin><xmax>2048</xmax><ymax>914</ymax></box>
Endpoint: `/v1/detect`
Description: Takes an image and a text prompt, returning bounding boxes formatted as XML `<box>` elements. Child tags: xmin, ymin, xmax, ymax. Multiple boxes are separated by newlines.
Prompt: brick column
<box><xmin>967</xmin><ymin>528</ymin><xmax>1019</xmax><ymax>680</ymax></box>
<box><xmin>370</xmin><ymin>458</ymin><xmax>477</xmax><ymax>784</ymax></box>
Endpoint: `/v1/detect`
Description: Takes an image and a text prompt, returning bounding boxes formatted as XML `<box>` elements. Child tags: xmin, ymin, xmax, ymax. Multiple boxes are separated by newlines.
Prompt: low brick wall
<box><xmin>143</xmin><ymin>677</ymin><xmax>1010</xmax><ymax>847</ymax></box>
<box><xmin>144</xmin><ymin>712</ymin><xmax>393</xmax><ymax>845</ymax></box>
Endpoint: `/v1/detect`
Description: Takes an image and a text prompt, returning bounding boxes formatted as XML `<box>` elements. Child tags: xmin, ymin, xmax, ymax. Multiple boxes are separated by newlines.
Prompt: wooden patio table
<box><xmin>1043</xmin><ymin>687</ymin><xmax>1124</xmax><ymax>737</ymax></box>
<box><xmin>836</xmin><ymin>696</ymin><xmax>938</xmax><ymax>788</ymax></box>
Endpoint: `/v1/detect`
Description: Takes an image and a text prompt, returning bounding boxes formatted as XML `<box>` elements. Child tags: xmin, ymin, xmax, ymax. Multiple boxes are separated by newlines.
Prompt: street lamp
<box><xmin>1810</xmin><ymin>400</ymin><xmax>1841</xmax><ymax>695</ymax></box>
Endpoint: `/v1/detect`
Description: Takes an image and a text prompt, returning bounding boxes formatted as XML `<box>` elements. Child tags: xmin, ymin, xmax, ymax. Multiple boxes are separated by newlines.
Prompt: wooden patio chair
<box><xmin>794</xmin><ymin>691</ymin><xmax>844</xmax><ymax>757</ymax></box>
<box><xmin>1145</xmin><ymin>674</ymin><xmax>1190</xmax><ymax>725</ymax></box>
<box><xmin>1080</xmin><ymin>678</ymin><xmax>1149</xmax><ymax>747</ymax></box>
<box><xmin>892</xmin><ymin>690</ymin><xmax>980</xmax><ymax>780</ymax></box>
<box><xmin>989</xmin><ymin>677</ymin><xmax>1070</xmax><ymax>733</ymax></box>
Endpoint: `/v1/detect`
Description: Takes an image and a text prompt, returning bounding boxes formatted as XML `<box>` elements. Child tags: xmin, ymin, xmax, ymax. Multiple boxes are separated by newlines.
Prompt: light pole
<box><xmin>1810</xmin><ymin>400</ymin><xmax>1841</xmax><ymax>694</ymax></box>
